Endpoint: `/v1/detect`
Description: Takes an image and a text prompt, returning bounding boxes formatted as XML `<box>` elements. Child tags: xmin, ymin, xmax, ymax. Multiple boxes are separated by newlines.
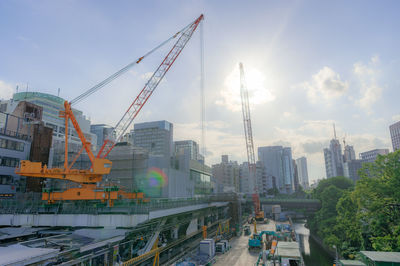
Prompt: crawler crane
<box><xmin>239</xmin><ymin>63</ymin><xmax>264</xmax><ymax>222</ymax></box>
<box><xmin>16</xmin><ymin>15</ymin><xmax>204</xmax><ymax>206</ymax></box>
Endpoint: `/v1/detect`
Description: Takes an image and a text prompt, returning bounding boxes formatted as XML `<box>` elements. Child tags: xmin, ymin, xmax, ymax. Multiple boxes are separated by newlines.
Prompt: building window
<box><xmin>0</xmin><ymin>138</ymin><xmax>25</xmax><ymax>152</ymax></box>
<box><xmin>0</xmin><ymin>156</ymin><xmax>20</xmax><ymax>167</ymax></box>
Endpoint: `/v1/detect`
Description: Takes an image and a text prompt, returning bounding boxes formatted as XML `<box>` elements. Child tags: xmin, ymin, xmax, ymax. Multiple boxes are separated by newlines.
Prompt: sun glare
<box><xmin>219</xmin><ymin>64</ymin><xmax>275</xmax><ymax>111</ymax></box>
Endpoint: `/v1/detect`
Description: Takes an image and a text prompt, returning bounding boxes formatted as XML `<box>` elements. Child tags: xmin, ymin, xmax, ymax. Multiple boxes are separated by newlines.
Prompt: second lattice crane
<box><xmin>239</xmin><ymin>62</ymin><xmax>264</xmax><ymax>222</ymax></box>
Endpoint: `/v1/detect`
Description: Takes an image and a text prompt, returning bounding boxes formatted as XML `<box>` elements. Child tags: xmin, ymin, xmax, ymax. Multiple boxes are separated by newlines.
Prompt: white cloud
<box><xmin>0</xmin><ymin>81</ymin><xmax>14</xmax><ymax>100</ymax></box>
<box><xmin>303</xmin><ymin>67</ymin><xmax>348</xmax><ymax>103</ymax></box>
<box><xmin>216</xmin><ymin>65</ymin><xmax>275</xmax><ymax>112</ymax></box>
<box><xmin>353</xmin><ymin>56</ymin><xmax>382</xmax><ymax>113</ymax></box>
<box><xmin>392</xmin><ymin>114</ymin><xmax>400</xmax><ymax>122</ymax></box>
<box><xmin>174</xmin><ymin>121</ymin><xmax>246</xmax><ymax>164</ymax></box>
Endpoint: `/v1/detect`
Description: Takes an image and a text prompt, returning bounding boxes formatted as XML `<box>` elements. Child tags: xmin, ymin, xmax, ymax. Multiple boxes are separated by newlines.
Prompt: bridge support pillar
<box><xmin>198</xmin><ymin>216</ymin><xmax>204</xmax><ymax>228</ymax></box>
<box><xmin>172</xmin><ymin>226</ymin><xmax>179</xmax><ymax>239</ymax></box>
<box><xmin>186</xmin><ymin>218</ymin><xmax>198</xmax><ymax>235</ymax></box>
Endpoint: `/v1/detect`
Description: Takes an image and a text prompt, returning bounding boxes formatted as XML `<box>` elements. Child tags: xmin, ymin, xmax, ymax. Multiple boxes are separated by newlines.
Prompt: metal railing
<box><xmin>0</xmin><ymin>193</ymin><xmax>236</xmax><ymax>215</ymax></box>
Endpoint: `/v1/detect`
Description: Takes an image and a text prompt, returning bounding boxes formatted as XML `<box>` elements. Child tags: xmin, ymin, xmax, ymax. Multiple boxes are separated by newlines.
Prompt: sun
<box><xmin>217</xmin><ymin>63</ymin><xmax>275</xmax><ymax>112</ymax></box>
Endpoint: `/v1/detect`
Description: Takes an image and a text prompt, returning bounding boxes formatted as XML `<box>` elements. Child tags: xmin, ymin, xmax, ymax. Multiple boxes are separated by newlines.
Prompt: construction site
<box><xmin>0</xmin><ymin>14</ymin><xmax>290</xmax><ymax>265</ymax></box>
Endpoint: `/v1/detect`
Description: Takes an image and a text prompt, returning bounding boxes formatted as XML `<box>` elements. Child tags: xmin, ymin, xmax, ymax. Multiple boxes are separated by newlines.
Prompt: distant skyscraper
<box><xmin>324</xmin><ymin>139</ymin><xmax>344</xmax><ymax>178</ymax></box>
<box><xmin>296</xmin><ymin>157</ymin><xmax>309</xmax><ymax>189</ymax></box>
<box><xmin>343</xmin><ymin>159</ymin><xmax>363</xmax><ymax>183</ymax></box>
<box><xmin>343</xmin><ymin>145</ymin><xmax>356</xmax><ymax>162</ymax></box>
<box><xmin>359</xmin><ymin>149</ymin><xmax>389</xmax><ymax>163</ymax></box>
<box><xmin>292</xmin><ymin>159</ymin><xmax>299</xmax><ymax>191</ymax></box>
<box><xmin>90</xmin><ymin>124</ymin><xmax>114</xmax><ymax>148</ymax></box>
<box><xmin>389</xmin><ymin>121</ymin><xmax>400</xmax><ymax>152</ymax></box>
<box><xmin>258</xmin><ymin>146</ymin><xmax>294</xmax><ymax>194</ymax></box>
<box><xmin>132</xmin><ymin>120</ymin><xmax>173</xmax><ymax>157</ymax></box>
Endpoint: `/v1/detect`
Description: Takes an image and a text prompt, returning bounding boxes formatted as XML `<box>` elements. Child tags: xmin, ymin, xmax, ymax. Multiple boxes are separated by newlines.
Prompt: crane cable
<box><xmin>69</xmin><ymin>21</ymin><xmax>195</xmax><ymax>106</ymax></box>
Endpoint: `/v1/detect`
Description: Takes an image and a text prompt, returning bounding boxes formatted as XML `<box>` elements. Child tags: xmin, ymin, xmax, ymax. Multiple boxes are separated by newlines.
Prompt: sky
<box><xmin>1</xmin><ymin>0</ymin><xmax>400</xmax><ymax>182</ymax></box>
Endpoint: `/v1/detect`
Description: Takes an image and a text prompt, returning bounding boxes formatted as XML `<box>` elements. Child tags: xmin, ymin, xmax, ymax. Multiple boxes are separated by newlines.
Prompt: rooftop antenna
<box><xmin>57</xmin><ymin>88</ymin><xmax>60</xmax><ymax>97</ymax></box>
<box><xmin>333</xmin><ymin>123</ymin><xmax>337</xmax><ymax>140</ymax></box>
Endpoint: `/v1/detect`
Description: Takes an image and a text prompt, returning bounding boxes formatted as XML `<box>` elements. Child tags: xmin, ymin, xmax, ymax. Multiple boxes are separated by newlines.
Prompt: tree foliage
<box><xmin>309</xmin><ymin>151</ymin><xmax>400</xmax><ymax>257</ymax></box>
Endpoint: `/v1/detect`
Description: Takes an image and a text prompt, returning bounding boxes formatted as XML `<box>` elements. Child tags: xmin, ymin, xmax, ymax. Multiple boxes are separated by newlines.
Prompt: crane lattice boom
<box><xmin>16</xmin><ymin>15</ymin><xmax>204</xmax><ymax>205</ymax></box>
<box><xmin>98</xmin><ymin>14</ymin><xmax>204</xmax><ymax>159</ymax></box>
<box><xmin>239</xmin><ymin>62</ymin><xmax>260</xmax><ymax>215</ymax></box>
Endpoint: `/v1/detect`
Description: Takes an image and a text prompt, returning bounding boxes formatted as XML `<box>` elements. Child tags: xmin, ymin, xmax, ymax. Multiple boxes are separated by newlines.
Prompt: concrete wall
<box><xmin>0</xmin><ymin>202</ymin><xmax>229</xmax><ymax>228</ymax></box>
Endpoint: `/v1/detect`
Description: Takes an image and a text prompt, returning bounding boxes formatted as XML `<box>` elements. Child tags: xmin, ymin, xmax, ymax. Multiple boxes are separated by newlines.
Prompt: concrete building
<box><xmin>296</xmin><ymin>157</ymin><xmax>309</xmax><ymax>189</ymax></box>
<box><xmin>255</xmin><ymin>161</ymin><xmax>271</xmax><ymax>196</ymax></box>
<box><xmin>239</xmin><ymin>162</ymin><xmax>252</xmax><ymax>195</ymax></box>
<box><xmin>258</xmin><ymin>146</ymin><xmax>295</xmax><ymax>194</ymax></box>
<box><xmin>0</xmin><ymin>125</ymin><xmax>31</xmax><ymax>196</ymax></box>
<box><xmin>389</xmin><ymin>120</ymin><xmax>400</xmax><ymax>152</ymax></box>
<box><xmin>343</xmin><ymin>159</ymin><xmax>363</xmax><ymax>183</ymax></box>
<box><xmin>174</xmin><ymin>140</ymin><xmax>200</xmax><ymax>161</ymax></box>
<box><xmin>212</xmin><ymin>155</ymin><xmax>239</xmax><ymax>193</ymax></box>
<box><xmin>0</xmin><ymin>92</ymin><xmax>96</xmax><ymax>168</ymax></box>
<box><xmin>343</xmin><ymin>145</ymin><xmax>356</xmax><ymax>162</ymax></box>
<box><xmin>323</xmin><ymin>139</ymin><xmax>344</xmax><ymax>178</ymax></box>
<box><xmin>90</xmin><ymin>124</ymin><xmax>114</xmax><ymax>148</ymax></box>
<box><xmin>359</xmin><ymin>149</ymin><xmax>389</xmax><ymax>163</ymax></box>
<box><xmin>0</xmin><ymin>102</ymin><xmax>52</xmax><ymax>193</ymax></box>
<box><xmin>107</xmin><ymin>141</ymin><xmax>212</xmax><ymax>198</ymax></box>
<box><xmin>107</xmin><ymin>121</ymin><xmax>212</xmax><ymax>198</ymax></box>
<box><xmin>239</xmin><ymin>161</ymin><xmax>271</xmax><ymax>196</ymax></box>
<box><xmin>131</xmin><ymin>120</ymin><xmax>173</xmax><ymax>157</ymax></box>
<box><xmin>292</xmin><ymin>159</ymin><xmax>299</xmax><ymax>191</ymax></box>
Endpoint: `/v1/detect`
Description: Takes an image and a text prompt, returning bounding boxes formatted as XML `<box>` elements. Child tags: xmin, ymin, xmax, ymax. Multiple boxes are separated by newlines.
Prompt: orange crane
<box><xmin>16</xmin><ymin>15</ymin><xmax>204</xmax><ymax>206</ymax></box>
<box><xmin>239</xmin><ymin>63</ymin><xmax>264</xmax><ymax>221</ymax></box>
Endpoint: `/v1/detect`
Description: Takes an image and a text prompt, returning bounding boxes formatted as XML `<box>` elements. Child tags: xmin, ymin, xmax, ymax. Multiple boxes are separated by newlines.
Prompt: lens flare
<box><xmin>146</xmin><ymin>167</ymin><xmax>168</xmax><ymax>188</ymax></box>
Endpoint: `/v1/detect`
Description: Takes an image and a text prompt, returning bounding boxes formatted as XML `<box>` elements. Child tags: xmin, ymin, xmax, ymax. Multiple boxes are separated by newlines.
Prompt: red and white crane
<box><xmin>239</xmin><ymin>62</ymin><xmax>263</xmax><ymax>220</ymax></box>
<box><xmin>17</xmin><ymin>14</ymin><xmax>204</xmax><ymax>205</ymax></box>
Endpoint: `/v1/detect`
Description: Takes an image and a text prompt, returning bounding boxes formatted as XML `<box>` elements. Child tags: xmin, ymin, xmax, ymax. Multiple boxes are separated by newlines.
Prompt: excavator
<box><xmin>16</xmin><ymin>15</ymin><xmax>204</xmax><ymax>206</ymax></box>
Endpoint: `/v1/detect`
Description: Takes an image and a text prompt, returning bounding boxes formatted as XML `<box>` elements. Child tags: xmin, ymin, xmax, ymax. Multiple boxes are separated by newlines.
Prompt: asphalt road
<box><xmin>214</xmin><ymin>221</ymin><xmax>276</xmax><ymax>266</ymax></box>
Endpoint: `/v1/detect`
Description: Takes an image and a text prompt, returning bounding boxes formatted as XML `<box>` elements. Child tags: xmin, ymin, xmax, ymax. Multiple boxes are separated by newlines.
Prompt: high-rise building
<box><xmin>0</xmin><ymin>92</ymin><xmax>96</xmax><ymax>168</ymax></box>
<box><xmin>174</xmin><ymin>140</ymin><xmax>201</xmax><ymax>161</ymax></box>
<box><xmin>343</xmin><ymin>145</ymin><xmax>356</xmax><ymax>162</ymax></box>
<box><xmin>212</xmin><ymin>155</ymin><xmax>239</xmax><ymax>193</ymax></box>
<box><xmin>359</xmin><ymin>149</ymin><xmax>389</xmax><ymax>163</ymax></box>
<box><xmin>0</xmin><ymin>114</ymin><xmax>32</xmax><ymax>195</ymax></box>
<box><xmin>239</xmin><ymin>161</ymin><xmax>272</xmax><ymax>196</ymax></box>
<box><xmin>389</xmin><ymin>121</ymin><xmax>400</xmax><ymax>151</ymax></box>
<box><xmin>239</xmin><ymin>162</ymin><xmax>252</xmax><ymax>195</ymax></box>
<box><xmin>258</xmin><ymin>146</ymin><xmax>294</xmax><ymax>194</ymax></box>
<box><xmin>292</xmin><ymin>159</ymin><xmax>299</xmax><ymax>191</ymax></box>
<box><xmin>296</xmin><ymin>157</ymin><xmax>309</xmax><ymax>189</ymax></box>
<box><xmin>343</xmin><ymin>159</ymin><xmax>363</xmax><ymax>183</ymax></box>
<box><xmin>131</xmin><ymin>120</ymin><xmax>173</xmax><ymax>157</ymax></box>
<box><xmin>323</xmin><ymin>139</ymin><xmax>344</xmax><ymax>178</ymax></box>
<box><xmin>90</xmin><ymin>124</ymin><xmax>114</xmax><ymax>148</ymax></box>
<box><xmin>0</xmin><ymin>101</ymin><xmax>53</xmax><ymax>193</ymax></box>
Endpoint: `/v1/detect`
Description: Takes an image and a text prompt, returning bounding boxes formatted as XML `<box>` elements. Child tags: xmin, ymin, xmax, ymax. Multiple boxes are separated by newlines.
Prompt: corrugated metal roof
<box><xmin>276</xmin><ymin>241</ymin><xmax>301</xmax><ymax>259</ymax></box>
<box><xmin>0</xmin><ymin>244</ymin><xmax>58</xmax><ymax>265</ymax></box>
<box><xmin>361</xmin><ymin>251</ymin><xmax>400</xmax><ymax>262</ymax></box>
<box><xmin>339</xmin><ymin>259</ymin><xmax>366</xmax><ymax>266</ymax></box>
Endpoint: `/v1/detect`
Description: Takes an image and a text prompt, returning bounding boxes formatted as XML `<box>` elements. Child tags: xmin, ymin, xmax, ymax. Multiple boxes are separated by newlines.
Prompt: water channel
<box><xmin>293</xmin><ymin>221</ymin><xmax>334</xmax><ymax>266</ymax></box>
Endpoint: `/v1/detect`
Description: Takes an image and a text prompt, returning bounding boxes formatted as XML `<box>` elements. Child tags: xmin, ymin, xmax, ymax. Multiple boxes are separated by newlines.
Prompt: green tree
<box><xmin>352</xmin><ymin>151</ymin><xmax>400</xmax><ymax>252</ymax></box>
<box><xmin>308</xmin><ymin>176</ymin><xmax>354</xmax><ymax>248</ymax></box>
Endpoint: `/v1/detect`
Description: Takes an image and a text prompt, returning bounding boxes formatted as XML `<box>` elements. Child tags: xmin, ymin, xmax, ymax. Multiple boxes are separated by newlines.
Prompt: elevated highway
<box><xmin>257</xmin><ymin>198</ymin><xmax>321</xmax><ymax>211</ymax></box>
